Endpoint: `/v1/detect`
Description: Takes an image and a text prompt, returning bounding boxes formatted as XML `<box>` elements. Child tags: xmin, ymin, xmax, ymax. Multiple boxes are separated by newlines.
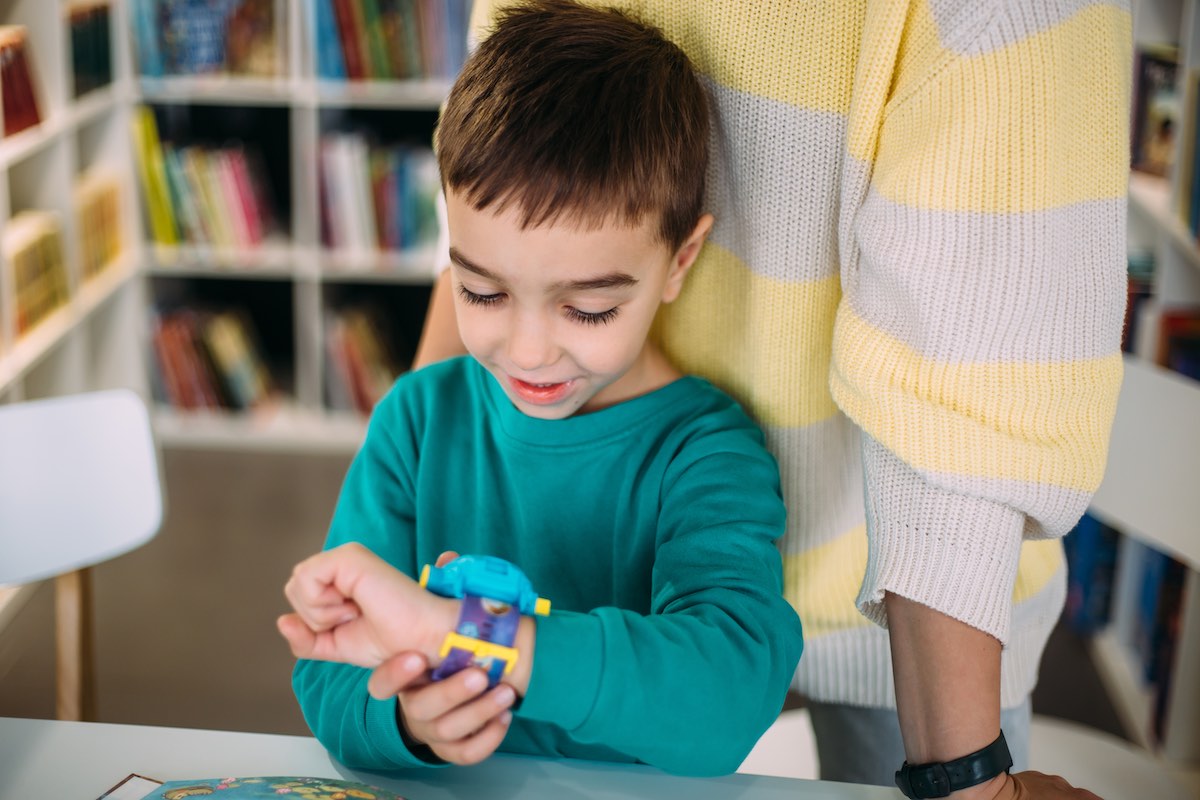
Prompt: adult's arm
<box><xmin>832</xmin><ymin>3</ymin><xmax>1131</xmax><ymax>796</ymax></box>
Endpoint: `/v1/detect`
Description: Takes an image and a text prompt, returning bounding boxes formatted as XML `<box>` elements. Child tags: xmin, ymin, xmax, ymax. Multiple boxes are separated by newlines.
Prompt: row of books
<box><xmin>1062</xmin><ymin>513</ymin><xmax>1190</xmax><ymax>745</ymax></box>
<box><xmin>74</xmin><ymin>166</ymin><xmax>123</xmax><ymax>279</ymax></box>
<box><xmin>325</xmin><ymin>306</ymin><xmax>407</xmax><ymax>415</ymax></box>
<box><xmin>69</xmin><ymin>2</ymin><xmax>113</xmax><ymax>98</ymax></box>
<box><xmin>1123</xmin><ymin>249</ymin><xmax>1200</xmax><ymax>380</ymax></box>
<box><xmin>2</xmin><ymin>211</ymin><xmax>68</xmax><ymax>338</ymax></box>
<box><xmin>314</xmin><ymin>0</ymin><xmax>470</xmax><ymax>81</ymax></box>
<box><xmin>132</xmin><ymin>0</ymin><xmax>281</xmax><ymax>78</ymax></box>
<box><xmin>150</xmin><ymin>308</ymin><xmax>273</xmax><ymax>410</ymax></box>
<box><xmin>132</xmin><ymin>106</ymin><xmax>276</xmax><ymax>248</ymax></box>
<box><xmin>319</xmin><ymin>133</ymin><xmax>438</xmax><ymax>252</ymax></box>
<box><xmin>2</xmin><ymin>185</ymin><xmax>124</xmax><ymax>343</ymax></box>
<box><xmin>0</xmin><ymin>26</ymin><xmax>42</xmax><ymax>137</ymax></box>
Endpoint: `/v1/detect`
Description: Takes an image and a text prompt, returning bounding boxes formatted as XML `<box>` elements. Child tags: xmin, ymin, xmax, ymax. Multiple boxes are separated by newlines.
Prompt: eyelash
<box><xmin>457</xmin><ymin>284</ymin><xmax>621</xmax><ymax>326</ymax></box>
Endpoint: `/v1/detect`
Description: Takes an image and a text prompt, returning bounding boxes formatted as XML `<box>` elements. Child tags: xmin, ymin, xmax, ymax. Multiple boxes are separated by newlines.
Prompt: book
<box><xmin>317</xmin><ymin>0</ymin><xmax>470</xmax><ymax>81</ymax></box>
<box><xmin>0</xmin><ymin>26</ymin><xmax>42</xmax><ymax>137</ymax></box>
<box><xmin>313</xmin><ymin>0</ymin><xmax>347</xmax><ymax>79</ymax></box>
<box><xmin>131</xmin><ymin>106</ymin><xmax>180</xmax><ymax>245</ymax></box>
<box><xmin>3</xmin><ymin>210</ymin><xmax>70</xmax><ymax>336</ymax></box>
<box><xmin>68</xmin><ymin>2</ymin><xmax>113</xmax><ymax>98</ymax></box>
<box><xmin>74</xmin><ymin>165</ymin><xmax>124</xmax><ymax>279</ymax></box>
<box><xmin>1131</xmin><ymin>44</ymin><xmax>1181</xmax><ymax>177</ymax></box>
<box><xmin>133</xmin><ymin>0</ymin><xmax>282</xmax><ymax>78</ymax></box>
<box><xmin>1062</xmin><ymin>512</ymin><xmax>1121</xmax><ymax>635</ymax></box>
<box><xmin>98</xmin><ymin>774</ymin><xmax>408</xmax><ymax>800</ymax></box>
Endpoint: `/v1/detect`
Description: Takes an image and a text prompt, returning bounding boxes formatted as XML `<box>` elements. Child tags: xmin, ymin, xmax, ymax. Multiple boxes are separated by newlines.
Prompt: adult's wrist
<box><xmin>895</xmin><ymin>730</ymin><xmax>1013</xmax><ymax>799</ymax></box>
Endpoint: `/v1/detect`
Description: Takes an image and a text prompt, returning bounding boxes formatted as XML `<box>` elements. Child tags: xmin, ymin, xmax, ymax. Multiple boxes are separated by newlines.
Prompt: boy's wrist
<box><xmin>423</xmin><ymin>595</ymin><xmax>463</xmax><ymax>664</ymax></box>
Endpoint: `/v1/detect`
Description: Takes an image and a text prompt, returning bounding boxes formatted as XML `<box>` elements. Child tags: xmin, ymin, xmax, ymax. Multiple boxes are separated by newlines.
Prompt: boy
<box><xmin>278</xmin><ymin>0</ymin><xmax>802</xmax><ymax>777</ymax></box>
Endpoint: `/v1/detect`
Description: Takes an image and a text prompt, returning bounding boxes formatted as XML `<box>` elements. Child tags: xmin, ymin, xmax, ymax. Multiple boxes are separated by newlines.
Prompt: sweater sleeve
<box><xmin>830</xmin><ymin>1</ymin><xmax>1131</xmax><ymax>642</ymax></box>
<box><xmin>512</xmin><ymin>419</ymin><xmax>804</xmax><ymax>776</ymax></box>
<box><xmin>291</xmin><ymin>390</ymin><xmax>441</xmax><ymax>771</ymax></box>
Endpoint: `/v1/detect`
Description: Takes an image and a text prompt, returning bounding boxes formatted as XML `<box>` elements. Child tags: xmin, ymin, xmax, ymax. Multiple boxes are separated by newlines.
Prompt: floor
<box><xmin>0</xmin><ymin>448</ymin><xmax>1128</xmax><ymax>742</ymax></box>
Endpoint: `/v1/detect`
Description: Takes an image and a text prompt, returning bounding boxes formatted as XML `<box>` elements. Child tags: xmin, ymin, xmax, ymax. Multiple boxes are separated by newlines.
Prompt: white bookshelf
<box><xmin>1081</xmin><ymin>0</ymin><xmax>1200</xmax><ymax>786</ymax></box>
<box><xmin>128</xmin><ymin>0</ymin><xmax>455</xmax><ymax>450</ymax></box>
<box><xmin>0</xmin><ymin>0</ymin><xmax>148</xmax><ymax>408</ymax></box>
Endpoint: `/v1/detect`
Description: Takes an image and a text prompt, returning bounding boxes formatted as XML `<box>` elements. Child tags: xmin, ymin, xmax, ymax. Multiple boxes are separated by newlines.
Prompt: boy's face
<box><xmin>445</xmin><ymin>189</ymin><xmax>710</xmax><ymax>420</ymax></box>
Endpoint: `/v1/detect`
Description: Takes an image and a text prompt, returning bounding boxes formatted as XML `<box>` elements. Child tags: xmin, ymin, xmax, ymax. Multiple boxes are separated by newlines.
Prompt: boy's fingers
<box><xmin>276</xmin><ymin>614</ymin><xmax>317</xmax><ymax>658</ymax></box>
<box><xmin>434</xmin><ymin>550</ymin><xmax>460</xmax><ymax>568</ymax></box>
<box><xmin>367</xmin><ymin>653</ymin><xmax>429</xmax><ymax>699</ymax></box>
<box><xmin>433</xmin><ymin>713</ymin><xmax>512</xmax><ymax>766</ymax></box>
<box><xmin>414</xmin><ymin>680</ymin><xmax>516</xmax><ymax>744</ymax></box>
<box><xmin>401</xmin><ymin>668</ymin><xmax>492</xmax><ymax>724</ymax></box>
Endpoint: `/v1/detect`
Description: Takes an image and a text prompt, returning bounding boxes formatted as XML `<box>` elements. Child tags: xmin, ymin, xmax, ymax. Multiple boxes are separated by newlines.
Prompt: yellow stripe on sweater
<box><xmin>783</xmin><ymin>525</ymin><xmax>874</xmax><ymax>638</ymax></box>
<box><xmin>655</xmin><ymin>243</ymin><xmax>840</xmax><ymax>429</ymax></box>
<box><xmin>830</xmin><ymin>307</ymin><xmax>1122</xmax><ymax>491</ymax></box>
<box><xmin>868</xmin><ymin>3</ymin><xmax>1130</xmax><ymax>212</ymax></box>
<box><xmin>1013</xmin><ymin>538</ymin><xmax>1064</xmax><ymax>605</ymax></box>
<box><xmin>784</xmin><ymin>527</ymin><xmax>1063</xmax><ymax>640</ymax></box>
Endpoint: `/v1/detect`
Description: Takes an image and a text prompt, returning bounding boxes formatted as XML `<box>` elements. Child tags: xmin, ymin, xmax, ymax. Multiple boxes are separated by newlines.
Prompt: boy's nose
<box><xmin>506</xmin><ymin>314</ymin><xmax>557</xmax><ymax>372</ymax></box>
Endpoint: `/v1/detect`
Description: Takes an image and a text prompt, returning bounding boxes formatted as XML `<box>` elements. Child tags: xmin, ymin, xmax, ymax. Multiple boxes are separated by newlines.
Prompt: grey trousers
<box><xmin>806</xmin><ymin>698</ymin><xmax>1031</xmax><ymax>787</ymax></box>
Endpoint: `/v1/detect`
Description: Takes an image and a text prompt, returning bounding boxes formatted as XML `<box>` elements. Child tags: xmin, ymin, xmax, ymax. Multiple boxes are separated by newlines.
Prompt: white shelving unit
<box><xmin>1083</xmin><ymin>1</ymin><xmax>1200</xmax><ymax>789</ymax></box>
<box><xmin>0</xmin><ymin>0</ymin><xmax>148</xmax><ymax>409</ymax></box>
<box><xmin>132</xmin><ymin>0</ymin><xmax>450</xmax><ymax>452</ymax></box>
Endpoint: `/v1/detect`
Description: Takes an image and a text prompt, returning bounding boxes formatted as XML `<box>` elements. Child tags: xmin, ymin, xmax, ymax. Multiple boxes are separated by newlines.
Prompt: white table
<box><xmin>0</xmin><ymin>716</ymin><xmax>899</xmax><ymax>799</ymax></box>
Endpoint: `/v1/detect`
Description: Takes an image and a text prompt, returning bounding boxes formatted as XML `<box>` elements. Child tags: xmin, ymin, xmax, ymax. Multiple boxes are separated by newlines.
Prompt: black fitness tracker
<box><xmin>895</xmin><ymin>730</ymin><xmax>1013</xmax><ymax>799</ymax></box>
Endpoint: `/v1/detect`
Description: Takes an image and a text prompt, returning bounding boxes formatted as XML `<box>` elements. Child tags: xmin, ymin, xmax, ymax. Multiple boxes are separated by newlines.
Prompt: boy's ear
<box><xmin>661</xmin><ymin>213</ymin><xmax>714</xmax><ymax>303</ymax></box>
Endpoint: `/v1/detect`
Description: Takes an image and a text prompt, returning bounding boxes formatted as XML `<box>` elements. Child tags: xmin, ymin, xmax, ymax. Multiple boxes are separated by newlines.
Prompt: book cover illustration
<box><xmin>144</xmin><ymin>776</ymin><xmax>407</xmax><ymax>799</ymax></box>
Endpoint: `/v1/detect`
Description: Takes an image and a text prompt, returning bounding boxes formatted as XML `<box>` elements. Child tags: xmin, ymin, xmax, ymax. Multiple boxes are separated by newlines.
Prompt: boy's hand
<box><xmin>368</xmin><ymin>550</ymin><xmax>515</xmax><ymax>765</ymax></box>
<box><xmin>277</xmin><ymin>542</ymin><xmax>459</xmax><ymax>667</ymax></box>
<box><xmin>370</xmin><ymin>656</ymin><xmax>517</xmax><ymax>765</ymax></box>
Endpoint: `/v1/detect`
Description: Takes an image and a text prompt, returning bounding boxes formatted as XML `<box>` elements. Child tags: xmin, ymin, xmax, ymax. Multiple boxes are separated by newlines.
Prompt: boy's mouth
<box><xmin>509</xmin><ymin>376</ymin><xmax>573</xmax><ymax>405</ymax></box>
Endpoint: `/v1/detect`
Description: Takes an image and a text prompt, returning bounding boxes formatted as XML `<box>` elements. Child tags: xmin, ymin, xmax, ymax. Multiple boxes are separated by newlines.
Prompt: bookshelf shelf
<box><xmin>318</xmin><ymin>244</ymin><xmax>438</xmax><ymax>283</ymax></box>
<box><xmin>149</xmin><ymin>240</ymin><xmax>302</xmax><ymax>277</ymax></box>
<box><xmin>310</xmin><ymin>79</ymin><xmax>455</xmax><ymax>109</ymax></box>
<box><xmin>153</xmin><ymin>402</ymin><xmax>366</xmax><ymax>453</ymax></box>
<box><xmin>138</xmin><ymin>76</ymin><xmax>297</xmax><ymax>107</ymax></box>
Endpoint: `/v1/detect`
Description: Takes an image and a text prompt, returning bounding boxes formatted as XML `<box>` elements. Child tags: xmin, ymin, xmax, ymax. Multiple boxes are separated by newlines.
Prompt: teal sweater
<box><xmin>293</xmin><ymin>356</ymin><xmax>803</xmax><ymax>776</ymax></box>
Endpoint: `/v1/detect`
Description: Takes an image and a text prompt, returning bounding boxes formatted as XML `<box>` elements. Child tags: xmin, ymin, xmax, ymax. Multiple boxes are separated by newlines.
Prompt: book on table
<box><xmin>98</xmin><ymin>773</ymin><xmax>409</xmax><ymax>800</ymax></box>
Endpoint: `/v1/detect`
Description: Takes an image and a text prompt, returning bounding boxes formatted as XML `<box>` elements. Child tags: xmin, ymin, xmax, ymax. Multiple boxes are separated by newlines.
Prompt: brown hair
<box><xmin>435</xmin><ymin>0</ymin><xmax>709</xmax><ymax>249</ymax></box>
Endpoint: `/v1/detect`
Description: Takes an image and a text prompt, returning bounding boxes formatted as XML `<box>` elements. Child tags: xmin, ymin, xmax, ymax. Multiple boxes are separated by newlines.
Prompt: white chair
<box><xmin>0</xmin><ymin>389</ymin><xmax>162</xmax><ymax>721</ymax></box>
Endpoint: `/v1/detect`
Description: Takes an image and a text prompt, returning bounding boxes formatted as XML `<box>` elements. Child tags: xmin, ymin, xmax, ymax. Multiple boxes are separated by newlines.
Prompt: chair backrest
<box><xmin>0</xmin><ymin>389</ymin><xmax>162</xmax><ymax>586</ymax></box>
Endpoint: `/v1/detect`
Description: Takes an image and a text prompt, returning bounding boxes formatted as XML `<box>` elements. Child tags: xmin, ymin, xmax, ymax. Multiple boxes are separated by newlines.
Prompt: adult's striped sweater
<box><xmin>467</xmin><ymin>0</ymin><xmax>1132</xmax><ymax>709</ymax></box>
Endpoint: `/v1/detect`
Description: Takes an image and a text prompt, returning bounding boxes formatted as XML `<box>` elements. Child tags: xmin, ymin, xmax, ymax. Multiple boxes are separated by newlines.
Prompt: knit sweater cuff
<box><xmin>856</xmin><ymin>435</ymin><xmax>1024</xmax><ymax>644</ymax></box>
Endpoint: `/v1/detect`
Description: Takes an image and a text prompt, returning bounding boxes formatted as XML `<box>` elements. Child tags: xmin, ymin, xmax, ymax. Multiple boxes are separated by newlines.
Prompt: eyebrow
<box><xmin>449</xmin><ymin>247</ymin><xmax>639</xmax><ymax>292</ymax></box>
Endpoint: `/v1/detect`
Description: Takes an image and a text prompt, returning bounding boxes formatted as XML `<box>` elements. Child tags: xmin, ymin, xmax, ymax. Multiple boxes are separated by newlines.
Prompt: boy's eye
<box><xmin>457</xmin><ymin>284</ymin><xmax>504</xmax><ymax>306</ymax></box>
<box><xmin>565</xmin><ymin>306</ymin><xmax>620</xmax><ymax>326</ymax></box>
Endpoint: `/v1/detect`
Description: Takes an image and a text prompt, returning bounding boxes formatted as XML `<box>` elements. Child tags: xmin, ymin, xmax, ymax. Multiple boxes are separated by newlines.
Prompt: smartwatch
<box><xmin>420</xmin><ymin>555</ymin><xmax>550</xmax><ymax>687</ymax></box>
<box><xmin>895</xmin><ymin>731</ymin><xmax>1013</xmax><ymax>799</ymax></box>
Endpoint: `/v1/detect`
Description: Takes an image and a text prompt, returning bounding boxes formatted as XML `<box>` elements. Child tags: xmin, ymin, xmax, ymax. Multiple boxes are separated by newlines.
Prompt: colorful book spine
<box><xmin>131</xmin><ymin>106</ymin><xmax>180</xmax><ymax>244</ymax></box>
<box><xmin>68</xmin><ymin>2</ymin><xmax>113</xmax><ymax>98</ymax></box>
<box><xmin>314</xmin><ymin>0</ymin><xmax>347</xmax><ymax>79</ymax></box>
<box><xmin>317</xmin><ymin>0</ymin><xmax>469</xmax><ymax>81</ymax></box>
<box><xmin>0</xmin><ymin>26</ymin><xmax>42</xmax><ymax>137</ymax></box>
